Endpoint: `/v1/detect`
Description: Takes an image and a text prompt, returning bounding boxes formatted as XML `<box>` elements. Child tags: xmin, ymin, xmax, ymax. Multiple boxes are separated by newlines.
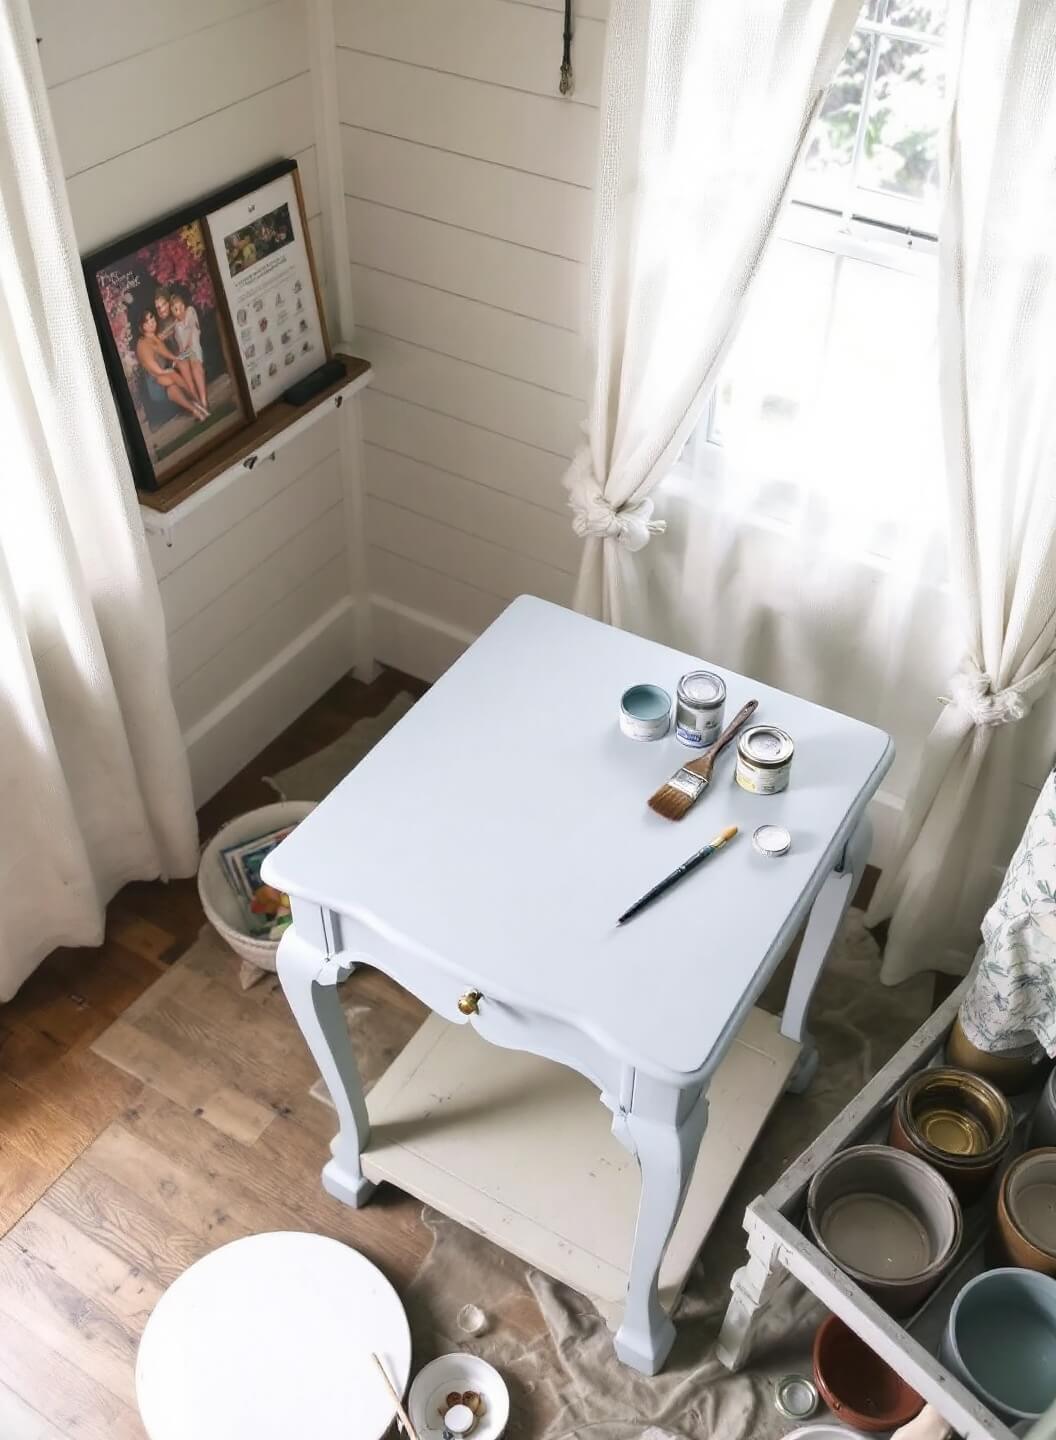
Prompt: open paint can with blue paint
<box><xmin>619</xmin><ymin>684</ymin><xmax>672</xmax><ymax>741</ymax></box>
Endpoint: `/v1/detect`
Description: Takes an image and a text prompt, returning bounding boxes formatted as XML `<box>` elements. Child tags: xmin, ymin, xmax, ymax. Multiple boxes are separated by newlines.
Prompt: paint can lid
<box><xmin>774</xmin><ymin>1375</ymin><xmax>819</xmax><ymax>1420</ymax></box>
<box><xmin>753</xmin><ymin>824</ymin><xmax>792</xmax><ymax>857</ymax></box>
<box><xmin>739</xmin><ymin>724</ymin><xmax>795</xmax><ymax>767</ymax></box>
<box><xmin>677</xmin><ymin>669</ymin><xmax>726</xmax><ymax>707</ymax></box>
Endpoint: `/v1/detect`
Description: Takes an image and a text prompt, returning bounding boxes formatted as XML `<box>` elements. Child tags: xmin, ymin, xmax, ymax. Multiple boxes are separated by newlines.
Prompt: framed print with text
<box><xmin>205</xmin><ymin>160</ymin><xmax>330</xmax><ymax>413</ymax></box>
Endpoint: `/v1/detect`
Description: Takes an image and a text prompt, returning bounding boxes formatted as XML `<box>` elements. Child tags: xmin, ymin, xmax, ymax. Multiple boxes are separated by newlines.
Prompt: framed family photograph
<box><xmin>84</xmin><ymin>210</ymin><xmax>250</xmax><ymax>492</ymax></box>
<box><xmin>205</xmin><ymin>159</ymin><xmax>330</xmax><ymax>413</ymax></box>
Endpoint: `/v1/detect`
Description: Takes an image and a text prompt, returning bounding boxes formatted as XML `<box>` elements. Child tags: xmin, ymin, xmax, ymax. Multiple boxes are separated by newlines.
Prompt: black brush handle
<box><xmin>617</xmin><ymin>828</ymin><xmax>738</xmax><ymax>924</ymax></box>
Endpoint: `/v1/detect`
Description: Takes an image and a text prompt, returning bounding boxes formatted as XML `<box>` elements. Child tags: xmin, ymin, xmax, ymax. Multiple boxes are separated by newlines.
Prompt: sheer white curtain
<box><xmin>645</xmin><ymin>218</ymin><xmax>954</xmax><ymax>827</ymax></box>
<box><xmin>0</xmin><ymin>0</ymin><xmax>198</xmax><ymax>998</ymax></box>
<box><xmin>866</xmin><ymin>0</ymin><xmax>1056</xmax><ymax>983</ymax></box>
<box><xmin>565</xmin><ymin>0</ymin><xmax>862</xmax><ymax>626</ymax></box>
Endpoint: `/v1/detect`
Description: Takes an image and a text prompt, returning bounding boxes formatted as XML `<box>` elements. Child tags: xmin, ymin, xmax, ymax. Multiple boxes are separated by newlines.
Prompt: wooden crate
<box><xmin>717</xmin><ymin>979</ymin><xmax>1041</xmax><ymax>1440</ymax></box>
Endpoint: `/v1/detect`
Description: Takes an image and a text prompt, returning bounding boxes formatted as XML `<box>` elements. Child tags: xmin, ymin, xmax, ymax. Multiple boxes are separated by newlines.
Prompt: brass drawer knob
<box><xmin>457</xmin><ymin>990</ymin><xmax>482</xmax><ymax>1016</ymax></box>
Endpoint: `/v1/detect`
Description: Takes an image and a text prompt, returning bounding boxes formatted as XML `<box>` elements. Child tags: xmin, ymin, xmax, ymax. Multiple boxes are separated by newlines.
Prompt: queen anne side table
<box><xmin>264</xmin><ymin>596</ymin><xmax>893</xmax><ymax>1374</ymax></box>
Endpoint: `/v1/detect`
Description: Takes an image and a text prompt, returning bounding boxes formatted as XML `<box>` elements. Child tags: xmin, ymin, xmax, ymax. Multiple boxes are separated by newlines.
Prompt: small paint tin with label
<box><xmin>735</xmin><ymin>725</ymin><xmax>795</xmax><ymax>794</ymax></box>
<box><xmin>619</xmin><ymin>684</ymin><xmax>672</xmax><ymax>741</ymax></box>
<box><xmin>675</xmin><ymin>670</ymin><xmax>726</xmax><ymax>748</ymax></box>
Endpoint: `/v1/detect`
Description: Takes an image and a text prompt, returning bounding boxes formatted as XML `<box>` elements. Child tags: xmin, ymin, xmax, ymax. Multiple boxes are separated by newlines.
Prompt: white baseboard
<box><xmin>184</xmin><ymin>597</ymin><xmax>357</xmax><ymax>805</ymax></box>
<box><xmin>369</xmin><ymin>593</ymin><xmax>477</xmax><ymax>682</ymax></box>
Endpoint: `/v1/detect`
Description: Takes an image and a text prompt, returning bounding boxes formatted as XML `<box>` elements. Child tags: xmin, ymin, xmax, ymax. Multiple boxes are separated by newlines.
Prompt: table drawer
<box><xmin>330</xmin><ymin>909</ymin><xmax>625</xmax><ymax>1098</ymax></box>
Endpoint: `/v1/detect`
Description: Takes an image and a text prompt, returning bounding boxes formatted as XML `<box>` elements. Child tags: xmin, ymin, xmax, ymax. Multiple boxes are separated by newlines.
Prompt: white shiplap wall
<box><xmin>34</xmin><ymin>0</ymin><xmax>362</xmax><ymax>802</ymax></box>
<box><xmin>335</xmin><ymin>0</ymin><xmax>606</xmax><ymax>675</ymax></box>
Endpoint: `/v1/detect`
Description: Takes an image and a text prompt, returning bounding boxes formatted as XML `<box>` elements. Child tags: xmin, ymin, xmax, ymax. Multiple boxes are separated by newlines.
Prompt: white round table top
<box><xmin>136</xmin><ymin>1232</ymin><xmax>411</xmax><ymax>1440</ymax></box>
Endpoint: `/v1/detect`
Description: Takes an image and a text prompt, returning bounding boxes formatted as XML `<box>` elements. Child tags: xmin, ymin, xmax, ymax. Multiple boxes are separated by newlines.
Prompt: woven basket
<box><xmin>197</xmin><ymin>801</ymin><xmax>315</xmax><ymax>974</ymax></box>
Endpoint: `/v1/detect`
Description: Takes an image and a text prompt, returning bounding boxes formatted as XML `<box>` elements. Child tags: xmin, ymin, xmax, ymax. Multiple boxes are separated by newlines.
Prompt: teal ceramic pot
<box><xmin>939</xmin><ymin>1268</ymin><xmax>1056</xmax><ymax>1423</ymax></box>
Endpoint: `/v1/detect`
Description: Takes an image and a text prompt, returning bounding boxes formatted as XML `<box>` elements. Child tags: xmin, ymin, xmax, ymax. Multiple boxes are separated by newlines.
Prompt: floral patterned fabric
<box><xmin>960</xmin><ymin>769</ymin><xmax>1056</xmax><ymax>1058</ymax></box>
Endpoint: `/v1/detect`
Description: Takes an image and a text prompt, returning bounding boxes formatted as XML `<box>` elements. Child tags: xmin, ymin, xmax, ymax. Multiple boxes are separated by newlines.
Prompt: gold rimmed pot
<box><xmin>996</xmin><ymin>1148</ymin><xmax>1056</xmax><ymax>1277</ymax></box>
<box><xmin>946</xmin><ymin>1015</ymin><xmax>1048</xmax><ymax>1096</ymax></box>
<box><xmin>889</xmin><ymin>1066</ymin><xmax>1012</xmax><ymax>1203</ymax></box>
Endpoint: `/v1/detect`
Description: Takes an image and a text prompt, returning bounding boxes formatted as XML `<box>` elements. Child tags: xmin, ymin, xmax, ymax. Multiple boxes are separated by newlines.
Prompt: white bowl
<box><xmin>197</xmin><ymin>801</ymin><xmax>315</xmax><ymax>971</ymax></box>
<box><xmin>408</xmin><ymin>1352</ymin><xmax>509</xmax><ymax>1439</ymax></box>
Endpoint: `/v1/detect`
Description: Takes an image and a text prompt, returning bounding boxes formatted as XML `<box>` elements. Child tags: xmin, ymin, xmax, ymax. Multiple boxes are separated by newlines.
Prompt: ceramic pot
<box><xmin>889</xmin><ymin>1066</ymin><xmax>1012</xmax><ymax>1203</ymax></box>
<box><xmin>812</xmin><ymin>1314</ymin><xmax>924</xmax><ymax>1432</ymax></box>
<box><xmin>946</xmin><ymin>1016</ymin><xmax>1047</xmax><ymax>1096</ymax></box>
<box><xmin>807</xmin><ymin>1145</ymin><xmax>962</xmax><ymax>1315</ymax></box>
<box><xmin>995</xmin><ymin>1149</ymin><xmax>1056</xmax><ymax>1277</ymax></box>
<box><xmin>939</xmin><ymin>1268</ymin><xmax>1056</xmax><ymax>1423</ymax></box>
<box><xmin>1030</xmin><ymin>1066</ymin><xmax>1056</xmax><ymax>1149</ymax></box>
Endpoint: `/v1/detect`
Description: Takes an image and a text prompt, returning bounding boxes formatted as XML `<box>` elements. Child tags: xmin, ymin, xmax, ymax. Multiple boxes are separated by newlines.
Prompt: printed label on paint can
<box><xmin>675</xmin><ymin>670</ymin><xmax>726</xmax><ymax>749</ymax></box>
<box><xmin>735</xmin><ymin>725</ymin><xmax>794</xmax><ymax>794</ymax></box>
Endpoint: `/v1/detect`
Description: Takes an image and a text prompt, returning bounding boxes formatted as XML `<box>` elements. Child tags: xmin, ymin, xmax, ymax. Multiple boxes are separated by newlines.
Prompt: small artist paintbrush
<box><xmin>617</xmin><ymin>826</ymin><xmax>738</xmax><ymax>925</ymax></box>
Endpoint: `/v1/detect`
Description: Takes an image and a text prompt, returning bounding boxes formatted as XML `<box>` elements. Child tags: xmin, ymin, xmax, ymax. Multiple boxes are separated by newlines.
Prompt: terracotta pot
<box><xmin>946</xmin><ymin>1015</ymin><xmax>1047</xmax><ymax>1096</ymax></box>
<box><xmin>813</xmin><ymin>1314</ymin><xmax>924</xmax><ymax>1432</ymax></box>
<box><xmin>807</xmin><ymin>1144</ymin><xmax>962</xmax><ymax>1315</ymax></box>
<box><xmin>995</xmin><ymin>1149</ymin><xmax>1056</xmax><ymax>1277</ymax></box>
<box><xmin>889</xmin><ymin>1066</ymin><xmax>1012</xmax><ymax>1203</ymax></box>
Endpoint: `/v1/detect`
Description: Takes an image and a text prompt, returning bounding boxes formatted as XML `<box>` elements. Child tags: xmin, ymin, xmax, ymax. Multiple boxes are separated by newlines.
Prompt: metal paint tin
<box><xmin>674</xmin><ymin>670</ymin><xmax>726</xmax><ymax>747</ymax></box>
<box><xmin>775</xmin><ymin>1375</ymin><xmax>819</xmax><ymax>1421</ymax></box>
<box><xmin>735</xmin><ymin>725</ymin><xmax>795</xmax><ymax>794</ymax></box>
<box><xmin>619</xmin><ymin>684</ymin><xmax>671</xmax><ymax>741</ymax></box>
<box><xmin>753</xmin><ymin>824</ymin><xmax>791</xmax><ymax>857</ymax></box>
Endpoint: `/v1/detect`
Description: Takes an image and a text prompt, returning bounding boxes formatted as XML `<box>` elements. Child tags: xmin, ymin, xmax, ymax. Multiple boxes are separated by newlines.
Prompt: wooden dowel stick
<box><xmin>371</xmin><ymin>1353</ymin><xmax>419</xmax><ymax>1440</ymax></box>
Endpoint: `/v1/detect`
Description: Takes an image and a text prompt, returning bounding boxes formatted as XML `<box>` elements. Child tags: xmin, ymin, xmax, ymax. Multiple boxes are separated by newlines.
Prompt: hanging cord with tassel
<box><xmin>559</xmin><ymin>0</ymin><xmax>574</xmax><ymax>95</ymax></box>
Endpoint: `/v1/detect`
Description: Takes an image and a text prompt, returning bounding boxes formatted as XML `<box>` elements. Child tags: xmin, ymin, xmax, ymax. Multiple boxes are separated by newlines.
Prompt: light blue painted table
<box><xmin>265</xmin><ymin>596</ymin><xmax>893</xmax><ymax>1373</ymax></box>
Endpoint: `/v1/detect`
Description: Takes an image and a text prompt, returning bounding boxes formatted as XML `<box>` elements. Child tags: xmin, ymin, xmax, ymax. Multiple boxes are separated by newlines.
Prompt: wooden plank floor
<box><xmin>0</xmin><ymin>665</ymin><xmax>428</xmax><ymax>1437</ymax></box>
<box><xmin>0</xmin><ymin>660</ymin><xmax>882</xmax><ymax>1437</ymax></box>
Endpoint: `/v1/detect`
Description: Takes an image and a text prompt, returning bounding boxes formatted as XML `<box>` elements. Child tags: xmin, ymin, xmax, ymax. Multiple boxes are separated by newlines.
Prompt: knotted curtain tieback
<box><xmin>566</xmin><ymin>454</ymin><xmax>666</xmax><ymax>554</ymax></box>
<box><xmin>946</xmin><ymin>659</ymin><xmax>1032</xmax><ymax>727</ymax></box>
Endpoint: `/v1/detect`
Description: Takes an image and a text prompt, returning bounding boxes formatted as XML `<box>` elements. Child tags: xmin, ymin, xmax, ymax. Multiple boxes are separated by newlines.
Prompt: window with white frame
<box><xmin>696</xmin><ymin>0</ymin><xmax>948</xmax><ymax>574</ymax></box>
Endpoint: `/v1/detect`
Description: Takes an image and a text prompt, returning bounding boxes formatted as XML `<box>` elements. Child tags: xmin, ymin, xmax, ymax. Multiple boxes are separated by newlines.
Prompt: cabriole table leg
<box><xmin>276</xmin><ymin>927</ymin><xmax>376</xmax><ymax>1208</ymax></box>
<box><xmin>781</xmin><ymin>815</ymin><xmax>874</xmax><ymax>1093</ymax></box>
<box><xmin>609</xmin><ymin>1082</ymin><xmax>709</xmax><ymax>1374</ymax></box>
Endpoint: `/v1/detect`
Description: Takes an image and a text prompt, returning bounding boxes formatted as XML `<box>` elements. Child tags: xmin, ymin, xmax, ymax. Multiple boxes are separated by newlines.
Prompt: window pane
<box><xmin>859</xmin><ymin>36</ymin><xmax>943</xmax><ymax>209</ymax></box>
<box><xmin>711</xmin><ymin>241</ymin><xmax>836</xmax><ymax>493</ymax></box>
<box><xmin>886</xmin><ymin>0</ymin><xmax>946</xmax><ymax>35</ymax></box>
<box><xmin>797</xmin><ymin>30</ymin><xmax>872</xmax><ymax>210</ymax></box>
<box><xmin>811</xmin><ymin>255</ymin><xmax>943</xmax><ymax>555</ymax></box>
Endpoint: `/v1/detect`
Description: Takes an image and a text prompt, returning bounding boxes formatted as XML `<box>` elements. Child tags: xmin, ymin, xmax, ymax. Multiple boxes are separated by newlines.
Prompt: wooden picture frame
<box><xmin>205</xmin><ymin>159</ymin><xmax>331</xmax><ymax>414</ymax></box>
<box><xmin>84</xmin><ymin>198</ymin><xmax>252</xmax><ymax>494</ymax></box>
<box><xmin>83</xmin><ymin>158</ymin><xmax>329</xmax><ymax>495</ymax></box>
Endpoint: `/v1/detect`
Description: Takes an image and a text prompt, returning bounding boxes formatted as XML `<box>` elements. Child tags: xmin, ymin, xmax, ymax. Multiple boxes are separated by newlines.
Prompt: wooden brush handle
<box><xmin>685</xmin><ymin>698</ymin><xmax>759</xmax><ymax>778</ymax></box>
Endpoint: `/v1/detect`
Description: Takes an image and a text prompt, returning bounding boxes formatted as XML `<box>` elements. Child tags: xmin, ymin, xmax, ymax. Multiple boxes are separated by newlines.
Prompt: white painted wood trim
<box><xmin>369</xmin><ymin>593</ymin><xmax>477</xmax><ymax>682</ymax></box>
<box><xmin>337</xmin><ymin>386</ymin><xmax>378</xmax><ymax>681</ymax></box>
<box><xmin>307</xmin><ymin>0</ymin><xmax>375</xmax><ymax>679</ymax></box>
<box><xmin>138</xmin><ymin>364</ymin><xmax>373</xmax><ymax>541</ymax></box>
<box><xmin>183</xmin><ymin>596</ymin><xmax>356</xmax><ymax>804</ymax></box>
<box><xmin>307</xmin><ymin>0</ymin><xmax>358</xmax><ymax>344</ymax></box>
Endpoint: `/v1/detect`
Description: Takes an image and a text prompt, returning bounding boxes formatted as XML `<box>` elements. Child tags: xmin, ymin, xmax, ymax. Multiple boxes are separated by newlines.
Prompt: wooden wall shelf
<box><xmin>138</xmin><ymin>352</ymin><xmax>371</xmax><ymax>525</ymax></box>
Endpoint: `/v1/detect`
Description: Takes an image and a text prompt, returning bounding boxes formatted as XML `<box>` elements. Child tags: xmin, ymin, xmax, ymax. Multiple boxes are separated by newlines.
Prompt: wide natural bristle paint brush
<box><xmin>647</xmin><ymin>698</ymin><xmax>759</xmax><ymax>821</ymax></box>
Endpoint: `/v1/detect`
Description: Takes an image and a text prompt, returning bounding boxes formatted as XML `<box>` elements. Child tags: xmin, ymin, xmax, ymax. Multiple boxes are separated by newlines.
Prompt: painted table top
<box><xmin>266</xmin><ymin>597</ymin><xmax>892</xmax><ymax>1081</ymax></box>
